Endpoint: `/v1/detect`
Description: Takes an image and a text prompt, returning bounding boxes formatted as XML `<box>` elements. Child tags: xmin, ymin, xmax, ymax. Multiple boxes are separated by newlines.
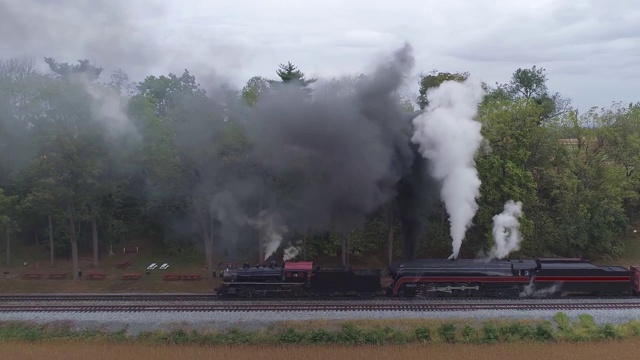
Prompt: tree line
<box><xmin>0</xmin><ymin>57</ymin><xmax>638</xmax><ymax>279</ymax></box>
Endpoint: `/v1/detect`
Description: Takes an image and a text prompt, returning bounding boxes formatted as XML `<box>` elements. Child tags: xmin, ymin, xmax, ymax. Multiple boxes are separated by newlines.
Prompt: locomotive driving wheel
<box><xmin>419</xmin><ymin>283</ymin><xmax>438</xmax><ymax>298</ymax></box>
<box><xmin>454</xmin><ymin>283</ymin><xmax>470</xmax><ymax>297</ymax></box>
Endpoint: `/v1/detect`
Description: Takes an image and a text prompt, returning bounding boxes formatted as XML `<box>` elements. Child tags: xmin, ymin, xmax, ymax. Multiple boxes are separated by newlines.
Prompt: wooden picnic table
<box><xmin>47</xmin><ymin>273</ymin><xmax>67</xmax><ymax>279</ymax></box>
<box><xmin>121</xmin><ymin>273</ymin><xmax>142</xmax><ymax>280</ymax></box>
<box><xmin>182</xmin><ymin>274</ymin><xmax>201</xmax><ymax>281</ymax></box>
<box><xmin>163</xmin><ymin>274</ymin><xmax>182</xmax><ymax>281</ymax></box>
<box><xmin>87</xmin><ymin>272</ymin><xmax>108</xmax><ymax>280</ymax></box>
<box><xmin>22</xmin><ymin>273</ymin><xmax>43</xmax><ymax>280</ymax></box>
<box><xmin>116</xmin><ymin>260</ymin><xmax>132</xmax><ymax>269</ymax></box>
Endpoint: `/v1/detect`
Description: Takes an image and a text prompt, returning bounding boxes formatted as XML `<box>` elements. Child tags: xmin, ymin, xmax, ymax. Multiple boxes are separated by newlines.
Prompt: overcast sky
<box><xmin>1</xmin><ymin>0</ymin><xmax>638</xmax><ymax>111</ymax></box>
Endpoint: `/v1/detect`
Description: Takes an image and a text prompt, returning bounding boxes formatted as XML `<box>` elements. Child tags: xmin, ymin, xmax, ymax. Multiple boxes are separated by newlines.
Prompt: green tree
<box><xmin>417</xmin><ymin>70</ymin><xmax>469</xmax><ymax>109</ymax></box>
<box><xmin>241</xmin><ymin>76</ymin><xmax>270</xmax><ymax>106</ymax></box>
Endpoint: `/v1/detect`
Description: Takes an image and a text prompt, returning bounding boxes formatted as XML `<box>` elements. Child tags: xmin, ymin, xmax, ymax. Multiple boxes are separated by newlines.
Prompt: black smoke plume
<box><xmin>243</xmin><ymin>43</ymin><xmax>439</xmax><ymax>258</ymax></box>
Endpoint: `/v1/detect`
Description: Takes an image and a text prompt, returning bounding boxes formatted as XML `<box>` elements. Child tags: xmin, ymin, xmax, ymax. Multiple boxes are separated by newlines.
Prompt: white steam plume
<box><xmin>84</xmin><ymin>83</ymin><xmax>138</xmax><ymax>140</ymax></box>
<box><xmin>489</xmin><ymin>200</ymin><xmax>523</xmax><ymax>259</ymax></box>
<box><xmin>520</xmin><ymin>282</ymin><xmax>562</xmax><ymax>298</ymax></box>
<box><xmin>411</xmin><ymin>77</ymin><xmax>485</xmax><ymax>259</ymax></box>
<box><xmin>283</xmin><ymin>245</ymin><xmax>301</xmax><ymax>262</ymax></box>
<box><xmin>248</xmin><ymin>209</ymin><xmax>288</xmax><ymax>261</ymax></box>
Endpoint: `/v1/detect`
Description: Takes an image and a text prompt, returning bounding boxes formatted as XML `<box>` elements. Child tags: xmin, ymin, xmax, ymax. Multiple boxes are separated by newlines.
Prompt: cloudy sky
<box><xmin>1</xmin><ymin>0</ymin><xmax>638</xmax><ymax>111</ymax></box>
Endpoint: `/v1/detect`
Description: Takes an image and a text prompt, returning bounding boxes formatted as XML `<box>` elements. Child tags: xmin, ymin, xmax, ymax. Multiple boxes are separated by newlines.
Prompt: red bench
<box><xmin>163</xmin><ymin>274</ymin><xmax>182</xmax><ymax>281</ymax></box>
<box><xmin>116</xmin><ymin>260</ymin><xmax>132</xmax><ymax>269</ymax></box>
<box><xmin>182</xmin><ymin>274</ymin><xmax>201</xmax><ymax>281</ymax></box>
<box><xmin>47</xmin><ymin>273</ymin><xmax>67</xmax><ymax>279</ymax></box>
<box><xmin>121</xmin><ymin>273</ymin><xmax>141</xmax><ymax>280</ymax></box>
<box><xmin>87</xmin><ymin>272</ymin><xmax>108</xmax><ymax>280</ymax></box>
<box><xmin>22</xmin><ymin>273</ymin><xmax>43</xmax><ymax>280</ymax></box>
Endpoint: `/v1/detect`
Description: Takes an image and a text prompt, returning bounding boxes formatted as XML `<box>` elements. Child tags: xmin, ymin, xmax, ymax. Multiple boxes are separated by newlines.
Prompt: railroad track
<box><xmin>0</xmin><ymin>294</ymin><xmax>215</xmax><ymax>302</ymax></box>
<box><xmin>2</xmin><ymin>293</ymin><xmax>636</xmax><ymax>303</ymax></box>
<box><xmin>1</xmin><ymin>302</ymin><xmax>639</xmax><ymax>313</ymax></box>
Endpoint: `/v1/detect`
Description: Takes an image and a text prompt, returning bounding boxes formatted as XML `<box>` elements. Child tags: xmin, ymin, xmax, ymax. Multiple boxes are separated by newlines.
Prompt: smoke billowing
<box><xmin>411</xmin><ymin>78</ymin><xmax>485</xmax><ymax>260</ymax></box>
<box><xmin>244</xmin><ymin>43</ymin><xmax>438</xmax><ymax>260</ymax></box>
<box><xmin>489</xmin><ymin>200</ymin><xmax>524</xmax><ymax>259</ymax></box>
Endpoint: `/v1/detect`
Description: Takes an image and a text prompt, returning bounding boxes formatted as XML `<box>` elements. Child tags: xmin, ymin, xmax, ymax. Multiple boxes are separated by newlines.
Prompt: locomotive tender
<box><xmin>214</xmin><ymin>258</ymin><xmax>640</xmax><ymax>298</ymax></box>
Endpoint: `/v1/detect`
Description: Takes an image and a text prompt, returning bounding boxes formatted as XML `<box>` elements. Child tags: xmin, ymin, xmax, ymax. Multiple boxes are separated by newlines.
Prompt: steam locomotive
<box><xmin>214</xmin><ymin>258</ymin><xmax>640</xmax><ymax>298</ymax></box>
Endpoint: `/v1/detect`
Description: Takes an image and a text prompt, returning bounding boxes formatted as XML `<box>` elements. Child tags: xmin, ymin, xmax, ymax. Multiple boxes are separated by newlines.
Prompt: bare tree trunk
<box><xmin>202</xmin><ymin>213</ymin><xmax>214</xmax><ymax>279</ymax></box>
<box><xmin>71</xmin><ymin>237</ymin><xmax>79</xmax><ymax>280</ymax></box>
<box><xmin>346</xmin><ymin>234</ymin><xmax>350</xmax><ymax>267</ymax></box>
<box><xmin>48</xmin><ymin>213</ymin><xmax>54</xmax><ymax>266</ymax></box>
<box><xmin>204</xmin><ymin>234</ymin><xmax>214</xmax><ymax>278</ymax></box>
<box><xmin>387</xmin><ymin>203</ymin><xmax>394</xmax><ymax>267</ymax></box>
<box><xmin>303</xmin><ymin>226</ymin><xmax>308</xmax><ymax>261</ymax></box>
<box><xmin>5</xmin><ymin>229</ymin><xmax>10</xmax><ymax>267</ymax></box>
<box><xmin>91</xmin><ymin>215</ymin><xmax>99</xmax><ymax>267</ymax></box>
<box><xmin>257</xmin><ymin>184</ymin><xmax>265</xmax><ymax>263</ymax></box>
<box><xmin>341</xmin><ymin>234</ymin><xmax>347</xmax><ymax>266</ymax></box>
<box><xmin>68</xmin><ymin>207</ymin><xmax>79</xmax><ymax>280</ymax></box>
<box><xmin>341</xmin><ymin>233</ymin><xmax>348</xmax><ymax>267</ymax></box>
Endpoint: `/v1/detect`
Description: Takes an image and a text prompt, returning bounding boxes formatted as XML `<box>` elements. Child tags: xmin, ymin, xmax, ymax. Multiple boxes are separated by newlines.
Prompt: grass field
<box><xmin>1</xmin><ymin>340</ymin><xmax>640</xmax><ymax>360</ymax></box>
<box><xmin>0</xmin><ymin>238</ymin><xmax>224</xmax><ymax>293</ymax></box>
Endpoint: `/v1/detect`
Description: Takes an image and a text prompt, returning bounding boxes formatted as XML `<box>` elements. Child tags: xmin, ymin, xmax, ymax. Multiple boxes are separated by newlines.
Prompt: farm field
<box><xmin>1</xmin><ymin>340</ymin><xmax>640</xmax><ymax>360</ymax></box>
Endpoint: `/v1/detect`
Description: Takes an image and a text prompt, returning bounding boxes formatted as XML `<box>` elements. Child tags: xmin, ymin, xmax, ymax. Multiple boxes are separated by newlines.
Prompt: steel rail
<box><xmin>1</xmin><ymin>301</ymin><xmax>639</xmax><ymax>313</ymax></box>
<box><xmin>0</xmin><ymin>294</ymin><xmax>214</xmax><ymax>302</ymax></box>
<box><xmin>1</xmin><ymin>293</ymin><xmax>637</xmax><ymax>303</ymax></box>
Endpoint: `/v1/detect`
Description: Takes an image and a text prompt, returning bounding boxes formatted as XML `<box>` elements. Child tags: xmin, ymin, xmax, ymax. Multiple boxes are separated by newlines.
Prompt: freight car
<box><xmin>214</xmin><ymin>258</ymin><xmax>640</xmax><ymax>299</ymax></box>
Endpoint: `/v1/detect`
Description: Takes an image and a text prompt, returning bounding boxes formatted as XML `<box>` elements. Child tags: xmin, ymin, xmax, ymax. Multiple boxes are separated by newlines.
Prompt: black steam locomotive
<box><xmin>214</xmin><ymin>258</ymin><xmax>640</xmax><ymax>298</ymax></box>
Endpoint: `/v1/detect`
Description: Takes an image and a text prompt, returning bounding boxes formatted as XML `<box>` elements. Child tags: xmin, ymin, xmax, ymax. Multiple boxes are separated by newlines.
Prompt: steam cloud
<box><xmin>283</xmin><ymin>245</ymin><xmax>301</xmax><ymax>262</ymax></box>
<box><xmin>248</xmin><ymin>210</ymin><xmax>289</xmax><ymax>261</ymax></box>
<box><xmin>489</xmin><ymin>200</ymin><xmax>524</xmax><ymax>259</ymax></box>
<box><xmin>411</xmin><ymin>78</ymin><xmax>485</xmax><ymax>260</ymax></box>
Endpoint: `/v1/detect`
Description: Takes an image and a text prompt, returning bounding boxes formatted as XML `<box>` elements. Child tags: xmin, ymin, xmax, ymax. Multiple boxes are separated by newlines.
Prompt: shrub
<box><xmin>361</xmin><ymin>328</ymin><xmax>385</xmax><ymax>345</ymax></box>
<box><xmin>307</xmin><ymin>329</ymin><xmax>334</xmax><ymax>344</ymax></box>
<box><xmin>279</xmin><ymin>328</ymin><xmax>306</xmax><ymax>344</ymax></box>
<box><xmin>438</xmin><ymin>323</ymin><xmax>457</xmax><ymax>343</ymax></box>
<box><xmin>481</xmin><ymin>323</ymin><xmax>499</xmax><ymax>344</ymax></box>
<box><xmin>553</xmin><ymin>312</ymin><xmax>571</xmax><ymax>333</ymax></box>
<box><xmin>500</xmin><ymin>322</ymin><xmax>535</xmax><ymax>342</ymax></box>
<box><xmin>390</xmin><ymin>330</ymin><xmax>411</xmax><ymax>345</ymax></box>
<box><xmin>337</xmin><ymin>323</ymin><xmax>364</xmax><ymax>345</ymax></box>
<box><xmin>599</xmin><ymin>324</ymin><xmax>623</xmax><ymax>339</ymax></box>
<box><xmin>414</xmin><ymin>326</ymin><xmax>431</xmax><ymax>342</ymax></box>
<box><xmin>461</xmin><ymin>324</ymin><xmax>478</xmax><ymax>344</ymax></box>
<box><xmin>534</xmin><ymin>322</ymin><xmax>555</xmax><ymax>342</ymax></box>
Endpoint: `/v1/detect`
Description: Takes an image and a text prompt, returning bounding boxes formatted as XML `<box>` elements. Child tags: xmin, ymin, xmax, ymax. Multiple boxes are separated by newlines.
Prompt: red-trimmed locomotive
<box><xmin>214</xmin><ymin>258</ymin><xmax>640</xmax><ymax>298</ymax></box>
<box><xmin>388</xmin><ymin>258</ymin><xmax>638</xmax><ymax>297</ymax></box>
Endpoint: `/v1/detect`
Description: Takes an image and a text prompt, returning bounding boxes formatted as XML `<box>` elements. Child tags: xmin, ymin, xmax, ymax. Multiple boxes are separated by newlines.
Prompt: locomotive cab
<box><xmin>510</xmin><ymin>259</ymin><xmax>539</xmax><ymax>277</ymax></box>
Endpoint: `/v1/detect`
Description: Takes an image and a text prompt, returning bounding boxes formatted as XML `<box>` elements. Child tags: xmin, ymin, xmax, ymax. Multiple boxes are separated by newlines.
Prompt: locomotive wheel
<box><xmin>454</xmin><ymin>283</ymin><xmax>470</xmax><ymax>297</ymax></box>
<box><xmin>419</xmin><ymin>283</ymin><xmax>438</xmax><ymax>298</ymax></box>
